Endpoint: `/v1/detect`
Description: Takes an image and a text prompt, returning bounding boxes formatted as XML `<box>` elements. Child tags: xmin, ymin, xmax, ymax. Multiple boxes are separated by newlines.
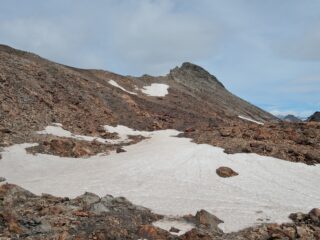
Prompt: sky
<box><xmin>0</xmin><ymin>0</ymin><xmax>319</xmax><ymax>117</ymax></box>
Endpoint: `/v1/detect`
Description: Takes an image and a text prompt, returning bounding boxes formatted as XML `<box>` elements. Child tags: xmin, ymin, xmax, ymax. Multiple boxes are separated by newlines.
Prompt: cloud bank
<box><xmin>0</xmin><ymin>0</ymin><xmax>319</xmax><ymax>116</ymax></box>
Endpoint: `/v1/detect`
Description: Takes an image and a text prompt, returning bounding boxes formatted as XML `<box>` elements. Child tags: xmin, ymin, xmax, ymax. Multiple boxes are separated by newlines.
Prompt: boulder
<box><xmin>116</xmin><ymin>147</ymin><xmax>126</xmax><ymax>153</ymax></box>
<box><xmin>169</xmin><ymin>226</ymin><xmax>180</xmax><ymax>233</ymax></box>
<box><xmin>195</xmin><ymin>209</ymin><xmax>223</xmax><ymax>234</ymax></box>
<box><xmin>216</xmin><ymin>166</ymin><xmax>238</xmax><ymax>178</ymax></box>
<box><xmin>90</xmin><ymin>202</ymin><xmax>110</xmax><ymax>215</ymax></box>
<box><xmin>0</xmin><ymin>177</ymin><xmax>6</xmax><ymax>182</ymax></box>
<box><xmin>309</xmin><ymin>208</ymin><xmax>320</xmax><ymax>223</ymax></box>
<box><xmin>75</xmin><ymin>192</ymin><xmax>100</xmax><ymax>206</ymax></box>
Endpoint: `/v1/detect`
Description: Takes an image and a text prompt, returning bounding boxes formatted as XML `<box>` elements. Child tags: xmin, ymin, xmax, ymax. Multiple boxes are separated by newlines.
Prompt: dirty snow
<box><xmin>108</xmin><ymin>79</ymin><xmax>137</xmax><ymax>95</ymax></box>
<box><xmin>141</xmin><ymin>83</ymin><xmax>169</xmax><ymax>97</ymax></box>
<box><xmin>238</xmin><ymin>115</ymin><xmax>264</xmax><ymax>125</ymax></box>
<box><xmin>1</xmin><ymin>126</ymin><xmax>320</xmax><ymax>233</ymax></box>
<box><xmin>153</xmin><ymin>218</ymin><xmax>195</xmax><ymax>236</ymax></box>
<box><xmin>37</xmin><ymin>124</ymin><xmax>151</xmax><ymax>145</ymax></box>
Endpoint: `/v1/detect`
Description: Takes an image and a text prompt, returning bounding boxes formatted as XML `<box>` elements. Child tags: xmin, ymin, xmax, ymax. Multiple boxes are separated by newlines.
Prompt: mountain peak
<box><xmin>169</xmin><ymin>62</ymin><xmax>225</xmax><ymax>88</ymax></box>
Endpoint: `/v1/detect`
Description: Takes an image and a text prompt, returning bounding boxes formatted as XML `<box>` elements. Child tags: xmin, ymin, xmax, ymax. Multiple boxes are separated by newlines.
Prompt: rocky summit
<box><xmin>0</xmin><ymin>45</ymin><xmax>320</xmax><ymax>239</ymax></box>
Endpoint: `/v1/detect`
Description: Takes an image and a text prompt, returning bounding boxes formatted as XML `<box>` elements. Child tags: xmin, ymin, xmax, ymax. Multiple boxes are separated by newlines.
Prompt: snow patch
<box><xmin>108</xmin><ymin>79</ymin><xmax>137</xmax><ymax>95</ymax></box>
<box><xmin>1</xmin><ymin>126</ymin><xmax>320</xmax><ymax>233</ymax></box>
<box><xmin>141</xmin><ymin>83</ymin><xmax>169</xmax><ymax>97</ymax></box>
<box><xmin>153</xmin><ymin>218</ymin><xmax>195</xmax><ymax>236</ymax></box>
<box><xmin>238</xmin><ymin>115</ymin><xmax>264</xmax><ymax>125</ymax></box>
<box><xmin>37</xmin><ymin>124</ymin><xmax>151</xmax><ymax>145</ymax></box>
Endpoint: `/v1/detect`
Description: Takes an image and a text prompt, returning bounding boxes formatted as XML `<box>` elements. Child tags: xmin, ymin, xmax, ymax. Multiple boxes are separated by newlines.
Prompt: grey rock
<box><xmin>90</xmin><ymin>202</ymin><xmax>110</xmax><ymax>214</ymax></box>
<box><xmin>76</xmin><ymin>192</ymin><xmax>100</xmax><ymax>205</ymax></box>
<box><xmin>195</xmin><ymin>209</ymin><xmax>224</xmax><ymax>234</ymax></box>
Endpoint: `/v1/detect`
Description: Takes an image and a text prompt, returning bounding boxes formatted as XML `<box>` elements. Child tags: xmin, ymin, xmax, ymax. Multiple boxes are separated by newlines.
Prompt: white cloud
<box><xmin>274</xmin><ymin>24</ymin><xmax>320</xmax><ymax>61</ymax></box>
<box><xmin>105</xmin><ymin>0</ymin><xmax>224</xmax><ymax>74</ymax></box>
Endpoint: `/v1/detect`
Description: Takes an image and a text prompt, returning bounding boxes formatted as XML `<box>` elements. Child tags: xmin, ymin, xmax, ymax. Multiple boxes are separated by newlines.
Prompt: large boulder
<box><xmin>309</xmin><ymin>208</ymin><xmax>320</xmax><ymax>223</ymax></box>
<box><xmin>195</xmin><ymin>210</ymin><xmax>223</xmax><ymax>234</ymax></box>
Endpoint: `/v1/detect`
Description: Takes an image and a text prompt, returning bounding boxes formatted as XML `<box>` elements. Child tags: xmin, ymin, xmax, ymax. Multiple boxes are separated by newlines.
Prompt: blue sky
<box><xmin>1</xmin><ymin>0</ymin><xmax>319</xmax><ymax>117</ymax></box>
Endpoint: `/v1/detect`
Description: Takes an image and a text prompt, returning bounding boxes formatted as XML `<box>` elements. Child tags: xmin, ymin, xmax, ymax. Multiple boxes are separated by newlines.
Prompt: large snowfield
<box><xmin>0</xmin><ymin>125</ymin><xmax>319</xmax><ymax>232</ymax></box>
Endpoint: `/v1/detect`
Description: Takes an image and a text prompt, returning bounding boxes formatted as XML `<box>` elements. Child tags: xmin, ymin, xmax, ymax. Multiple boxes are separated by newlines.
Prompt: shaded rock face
<box><xmin>216</xmin><ymin>166</ymin><xmax>239</xmax><ymax>178</ymax></box>
<box><xmin>308</xmin><ymin>111</ymin><xmax>320</xmax><ymax>122</ymax></box>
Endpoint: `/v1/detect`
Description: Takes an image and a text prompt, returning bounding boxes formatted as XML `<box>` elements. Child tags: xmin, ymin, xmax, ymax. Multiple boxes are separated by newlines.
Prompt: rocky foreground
<box><xmin>0</xmin><ymin>183</ymin><xmax>319</xmax><ymax>240</ymax></box>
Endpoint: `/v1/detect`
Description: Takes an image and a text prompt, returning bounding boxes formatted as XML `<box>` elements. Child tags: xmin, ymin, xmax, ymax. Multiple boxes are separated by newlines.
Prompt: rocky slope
<box><xmin>1</xmin><ymin>44</ymin><xmax>319</xmax><ymax>164</ymax></box>
<box><xmin>1</xmin><ymin>44</ymin><xmax>320</xmax><ymax>239</ymax></box>
<box><xmin>1</xmin><ymin>183</ymin><xmax>320</xmax><ymax>240</ymax></box>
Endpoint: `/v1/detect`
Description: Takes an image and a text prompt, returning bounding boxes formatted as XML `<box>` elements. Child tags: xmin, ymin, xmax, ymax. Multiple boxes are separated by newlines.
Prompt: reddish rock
<box><xmin>216</xmin><ymin>166</ymin><xmax>238</xmax><ymax>178</ymax></box>
<box><xmin>72</xmin><ymin>144</ymin><xmax>92</xmax><ymax>157</ymax></box>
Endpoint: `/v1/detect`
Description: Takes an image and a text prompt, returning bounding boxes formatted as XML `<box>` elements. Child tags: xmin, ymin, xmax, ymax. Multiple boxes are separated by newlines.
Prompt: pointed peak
<box><xmin>169</xmin><ymin>62</ymin><xmax>225</xmax><ymax>88</ymax></box>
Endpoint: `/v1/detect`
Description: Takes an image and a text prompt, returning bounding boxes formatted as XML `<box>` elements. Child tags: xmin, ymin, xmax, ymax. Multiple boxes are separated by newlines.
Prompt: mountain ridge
<box><xmin>0</xmin><ymin>45</ymin><xmax>319</xmax><ymax>165</ymax></box>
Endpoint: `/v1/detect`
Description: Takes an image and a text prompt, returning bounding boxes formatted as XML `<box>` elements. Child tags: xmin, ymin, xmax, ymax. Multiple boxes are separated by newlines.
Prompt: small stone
<box><xmin>116</xmin><ymin>147</ymin><xmax>126</xmax><ymax>153</ymax></box>
<box><xmin>169</xmin><ymin>227</ymin><xmax>180</xmax><ymax>233</ymax></box>
<box><xmin>216</xmin><ymin>166</ymin><xmax>239</xmax><ymax>178</ymax></box>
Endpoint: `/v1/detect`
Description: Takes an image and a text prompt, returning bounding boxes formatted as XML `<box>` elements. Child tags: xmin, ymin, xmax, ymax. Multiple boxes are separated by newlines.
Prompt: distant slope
<box><xmin>283</xmin><ymin>114</ymin><xmax>302</xmax><ymax>122</ymax></box>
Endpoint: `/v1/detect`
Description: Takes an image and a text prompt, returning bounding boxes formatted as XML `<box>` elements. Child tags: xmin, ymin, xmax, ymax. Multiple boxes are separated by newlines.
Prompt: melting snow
<box><xmin>37</xmin><ymin>124</ymin><xmax>151</xmax><ymax>145</ymax></box>
<box><xmin>141</xmin><ymin>83</ymin><xmax>169</xmax><ymax>97</ymax></box>
<box><xmin>1</xmin><ymin>125</ymin><xmax>319</xmax><ymax>233</ymax></box>
<box><xmin>108</xmin><ymin>79</ymin><xmax>169</xmax><ymax>97</ymax></box>
<box><xmin>108</xmin><ymin>79</ymin><xmax>137</xmax><ymax>95</ymax></box>
<box><xmin>238</xmin><ymin>115</ymin><xmax>264</xmax><ymax>125</ymax></box>
<box><xmin>153</xmin><ymin>218</ymin><xmax>195</xmax><ymax>236</ymax></box>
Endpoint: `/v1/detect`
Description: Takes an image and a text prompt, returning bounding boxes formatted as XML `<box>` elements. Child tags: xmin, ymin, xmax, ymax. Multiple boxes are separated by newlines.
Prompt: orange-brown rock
<box><xmin>216</xmin><ymin>166</ymin><xmax>239</xmax><ymax>178</ymax></box>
